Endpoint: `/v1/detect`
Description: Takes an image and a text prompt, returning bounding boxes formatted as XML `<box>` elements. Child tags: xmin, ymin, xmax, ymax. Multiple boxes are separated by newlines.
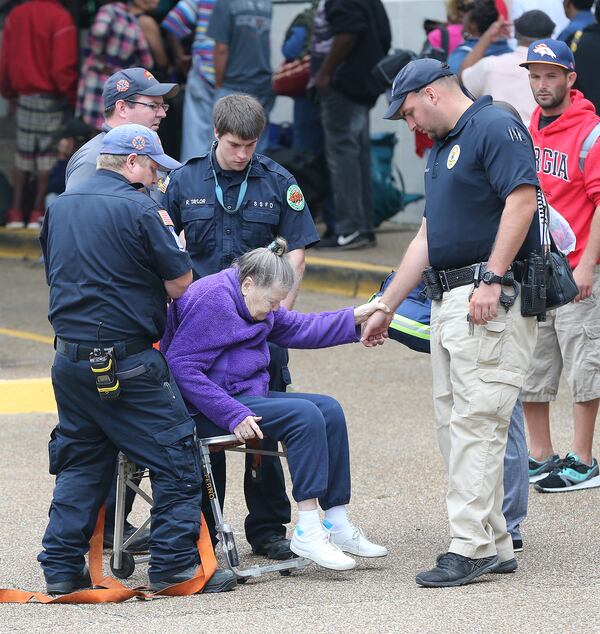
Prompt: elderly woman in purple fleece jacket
<box><xmin>162</xmin><ymin>237</ymin><xmax>389</xmax><ymax>572</ymax></box>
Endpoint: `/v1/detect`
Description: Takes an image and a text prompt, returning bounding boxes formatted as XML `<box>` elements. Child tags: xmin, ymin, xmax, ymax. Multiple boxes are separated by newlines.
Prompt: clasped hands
<box><xmin>359</xmin><ymin>299</ymin><xmax>393</xmax><ymax>348</ymax></box>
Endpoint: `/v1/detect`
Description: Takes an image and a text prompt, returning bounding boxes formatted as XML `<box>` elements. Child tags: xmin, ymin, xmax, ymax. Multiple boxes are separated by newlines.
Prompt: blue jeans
<box><xmin>215</xmin><ymin>87</ymin><xmax>275</xmax><ymax>154</ymax></box>
<box><xmin>292</xmin><ymin>96</ymin><xmax>323</xmax><ymax>156</ymax></box>
<box><xmin>503</xmin><ymin>397</ymin><xmax>528</xmax><ymax>541</ymax></box>
<box><xmin>181</xmin><ymin>69</ymin><xmax>215</xmax><ymax>163</ymax></box>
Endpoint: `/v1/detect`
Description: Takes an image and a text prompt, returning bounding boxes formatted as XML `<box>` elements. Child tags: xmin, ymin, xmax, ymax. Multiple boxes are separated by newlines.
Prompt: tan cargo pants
<box><xmin>430</xmin><ymin>284</ymin><xmax>537</xmax><ymax>560</ymax></box>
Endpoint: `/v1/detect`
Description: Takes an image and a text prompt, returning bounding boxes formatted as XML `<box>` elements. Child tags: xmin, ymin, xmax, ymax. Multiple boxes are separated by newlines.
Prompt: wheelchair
<box><xmin>109</xmin><ymin>434</ymin><xmax>311</xmax><ymax>581</ymax></box>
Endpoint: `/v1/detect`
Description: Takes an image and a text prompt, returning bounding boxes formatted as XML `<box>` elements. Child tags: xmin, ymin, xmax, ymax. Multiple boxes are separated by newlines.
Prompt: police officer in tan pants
<box><xmin>362</xmin><ymin>59</ymin><xmax>540</xmax><ymax>587</ymax></box>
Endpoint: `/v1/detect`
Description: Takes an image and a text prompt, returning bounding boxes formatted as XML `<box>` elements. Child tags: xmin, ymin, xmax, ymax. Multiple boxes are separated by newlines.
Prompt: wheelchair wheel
<box><xmin>110</xmin><ymin>552</ymin><xmax>135</xmax><ymax>579</ymax></box>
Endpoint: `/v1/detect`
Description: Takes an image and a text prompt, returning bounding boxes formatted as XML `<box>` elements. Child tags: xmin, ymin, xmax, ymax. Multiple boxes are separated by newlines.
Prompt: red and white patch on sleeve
<box><xmin>158</xmin><ymin>210</ymin><xmax>174</xmax><ymax>226</ymax></box>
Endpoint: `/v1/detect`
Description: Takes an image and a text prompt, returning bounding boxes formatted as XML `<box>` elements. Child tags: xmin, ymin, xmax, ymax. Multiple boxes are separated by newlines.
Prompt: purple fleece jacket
<box><xmin>162</xmin><ymin>268</ymin><xmax>360</xmax><ymax>433</ymax></box>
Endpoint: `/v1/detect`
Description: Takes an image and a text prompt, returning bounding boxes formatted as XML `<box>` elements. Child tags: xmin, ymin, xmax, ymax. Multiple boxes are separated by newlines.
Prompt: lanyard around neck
<box><xmin>210</xmin><ymin>142</ymin><xmax>252</xmax><ymax>214</ymax></box>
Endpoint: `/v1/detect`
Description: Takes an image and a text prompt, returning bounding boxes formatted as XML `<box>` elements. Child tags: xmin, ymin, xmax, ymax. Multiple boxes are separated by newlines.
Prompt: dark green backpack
<box><xmin>370</xmin><ymin>132</ymin><xmax>424</xmax><ymax>227</ymax></box>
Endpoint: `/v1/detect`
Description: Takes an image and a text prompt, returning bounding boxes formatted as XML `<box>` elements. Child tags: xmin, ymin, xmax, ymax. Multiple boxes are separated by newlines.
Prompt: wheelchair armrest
<box><xmin>198</xmin><ymin>434</ymin><xmax>242</xmax><ymax>451</ymax></box>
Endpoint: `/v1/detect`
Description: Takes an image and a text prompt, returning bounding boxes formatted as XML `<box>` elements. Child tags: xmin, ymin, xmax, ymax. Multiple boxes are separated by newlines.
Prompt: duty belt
<box><xmin>55</xmin><ymin>337</ymin><xmax>153</xmax><ymax>361</ymax></box>
<box><xmin>437</xmin><ymin>265</ymin><xmax>482</xmax><ymax>292</ymax></box>
<box><xmin>436</xmin><ymin>262</ymin><xmax>524</xmax><ymax>292</ymax></box>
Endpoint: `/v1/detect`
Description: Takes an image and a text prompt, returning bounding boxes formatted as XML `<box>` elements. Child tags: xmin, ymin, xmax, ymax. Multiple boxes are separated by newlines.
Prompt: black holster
<box><xmin>519</xmin><ymin>252</ymin><xmax>547</xmax><ymax>321</ymax></box>
<box><xmin>422</xmin><ymin>266</ymin><xmax>443</xmax><ymax>300</ymax></box>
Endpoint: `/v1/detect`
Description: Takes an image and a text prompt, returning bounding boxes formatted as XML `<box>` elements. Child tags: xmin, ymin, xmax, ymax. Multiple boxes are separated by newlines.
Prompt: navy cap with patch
<box><xmin>103</xmin><ymin>67</ymin><xmax>179</xmax><ymax>109</ymax></box>
<box><xmin>519</xmin><ymin>38</ymin><xmax>575</xmax><ymax>71</ymax></box>
<box><xmin>100</xmin><ymin>124</ymin><xmax>182</xmax><ymax>171</ymax></box>
<box><xmin>383</xmin><ymin>58</ymin><xmax>454</xmax><ymax>121</ymax></box>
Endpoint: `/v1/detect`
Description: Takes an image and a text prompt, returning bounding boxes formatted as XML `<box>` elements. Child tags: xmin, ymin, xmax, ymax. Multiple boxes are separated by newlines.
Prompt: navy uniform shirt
<box><xmin>424</xmin><ymin>96</ymin><xmax>540</xmax><ymax>270</ymax></box>
<box><xmin>40</xmin><ymin>169</ymin><xmax>192</xmax><ymax>343</ymax></box>
<box><xmin>160</xmin><ymin>148</ymin><xmax>320</xmax><ymax>278</ymax></box>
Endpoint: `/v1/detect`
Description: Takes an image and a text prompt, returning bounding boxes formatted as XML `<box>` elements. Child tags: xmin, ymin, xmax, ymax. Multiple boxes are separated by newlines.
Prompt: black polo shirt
<box><xmin>325</xmin><ymin>0</ymin><xmax>391</xmax><ymax>107</ymax></box>
<box><xmin>573</xmin><ymin>23</ymin><xmax>600</xmax><ymax>115</ymax></box>
<box><xmin>160</xmin><ymin>149</ymin><xmax>319</xmax><ymax>279</ymax></box>
<box><xmin>40</xmin><ymin>169</ymin><xmax>192</xmax><ymax>342</ymax></box>
<box><xmin>424</xmin><ymin>96</ymin><xmax>540</xmax><ymax>270</ymax></box>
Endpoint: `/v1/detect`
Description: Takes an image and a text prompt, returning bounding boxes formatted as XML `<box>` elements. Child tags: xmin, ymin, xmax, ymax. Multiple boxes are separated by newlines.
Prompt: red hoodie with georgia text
<box><xmin>529</xmin><ymin>89</ymin><xmax>600</xmax><ymax>268</ymax></box>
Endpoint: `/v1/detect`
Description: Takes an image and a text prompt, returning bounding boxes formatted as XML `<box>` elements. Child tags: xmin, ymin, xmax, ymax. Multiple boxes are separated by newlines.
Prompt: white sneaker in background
<box><xmin>26</xmin><ymin>210</ymin><xmax>44</xmax><ymax>230</ymax></box>
<box><xmin>290</xmin><ymin>525</ymin><xmax>356</xmax><ymax>571</ymax></box>
<box><xmin>328</xmin><ymin>523</ymin><xmax>388</xmax><ymax>558</ymax></box>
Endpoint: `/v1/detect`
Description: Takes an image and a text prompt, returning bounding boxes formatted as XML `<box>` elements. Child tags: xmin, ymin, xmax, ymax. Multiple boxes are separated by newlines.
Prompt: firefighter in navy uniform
<box><xmin>38</xmin><ymin>124</ymin><xmax>236</xmax><ymax>595</ymax></box>
<box><xmin>161</xmin><ymin>94</ymin><xmax>319</xmax><ymax>559</ymax></box>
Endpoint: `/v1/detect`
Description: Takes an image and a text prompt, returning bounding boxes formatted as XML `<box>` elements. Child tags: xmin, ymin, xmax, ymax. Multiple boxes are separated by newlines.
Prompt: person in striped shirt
<box><xmin>162</xmin><ymin>0</ymin><xmax>217</xmax><ymax>162</ymax></box>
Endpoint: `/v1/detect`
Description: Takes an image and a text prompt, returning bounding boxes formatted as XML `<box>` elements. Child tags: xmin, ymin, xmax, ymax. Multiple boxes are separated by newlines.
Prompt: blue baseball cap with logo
<box><xmin>103</xmin><ymin>67</ymin><xmax>179</xmax><ymax>109</ymax></box>
<box><xmin>100</xmin><ymin>124</ymin><xmax>182</xmax><ymax>171</ymax></box>
<box><xmin>519</xmin><ymin>38</ymin><xmax>575</xmax><ymax>71</ymax></box>
<box><xmin>383</xmin><ymin>58</ymin><xmax>454</xmax><ymax>120</ymax></box>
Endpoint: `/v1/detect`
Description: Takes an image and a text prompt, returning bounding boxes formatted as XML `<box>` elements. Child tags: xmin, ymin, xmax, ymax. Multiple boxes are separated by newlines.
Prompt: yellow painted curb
<box><xmin>0</xmin><ymin>327</ymin><xmax>54</xmax><ymax>345</ymax></box>
<box><xmin>0</xmin><ymin>246</ymin><xmax>42</xmax><ymax>259</ymax></box>
<box><xmin>305</xmin><ymin>255</ymin><xmax>391</xmax><ymax>274</ymax></box>
<box><xmin>0</xmin><ymin>377</ymin><xmax>56</xmax><ymax>414</ymax></box>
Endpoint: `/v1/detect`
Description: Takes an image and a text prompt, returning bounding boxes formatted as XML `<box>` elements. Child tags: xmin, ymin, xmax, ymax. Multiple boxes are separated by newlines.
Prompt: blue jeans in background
<box><xmin>503</xmin><ymin>397</ymin><xmax>529</xmax><ymax>542</ymax></box>
<box><xmin>181</xmin><ymin>68</ymin><xmax>215</xmax><ymax>163</ymax></box>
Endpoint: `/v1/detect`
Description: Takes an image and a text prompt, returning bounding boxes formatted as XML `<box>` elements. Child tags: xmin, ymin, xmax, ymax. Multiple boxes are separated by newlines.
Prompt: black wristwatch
<box><xmin>481</xmin><ymin>270</ymin><xmax>504</xmax><ymax>285</ymax></box>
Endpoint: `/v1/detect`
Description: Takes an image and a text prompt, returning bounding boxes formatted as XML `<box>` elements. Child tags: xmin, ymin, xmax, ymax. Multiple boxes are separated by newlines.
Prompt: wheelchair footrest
<box><xmin>229</xmin><ymin>557</ymin><xmax>313</xmax><ymax>579</ymax></box>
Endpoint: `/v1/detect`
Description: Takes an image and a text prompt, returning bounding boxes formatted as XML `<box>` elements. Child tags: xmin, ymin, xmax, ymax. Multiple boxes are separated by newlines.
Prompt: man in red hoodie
<box><xmin>0</xmin><ymin>0</ymin><xmax>78</xmax><ymax>230</ymax></box>
<box><xmin>520</xmin><ymin>39</ymin><xmax>600</xmax><ymax>492</ymax></box>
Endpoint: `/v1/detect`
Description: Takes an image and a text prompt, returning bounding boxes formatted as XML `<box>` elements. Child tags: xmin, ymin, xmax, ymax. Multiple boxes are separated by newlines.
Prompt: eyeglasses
<box><xmin>125</xmin><ymin>100</ymin><xmax>170</xmax><ymax>113</ymax></box>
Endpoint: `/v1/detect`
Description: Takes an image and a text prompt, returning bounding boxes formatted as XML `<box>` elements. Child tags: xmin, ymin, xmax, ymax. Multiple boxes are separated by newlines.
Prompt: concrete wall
<box><xmin>271</xmin><ymin>0</ymin><xmax>447</xmax><ymax>223</ymax></box>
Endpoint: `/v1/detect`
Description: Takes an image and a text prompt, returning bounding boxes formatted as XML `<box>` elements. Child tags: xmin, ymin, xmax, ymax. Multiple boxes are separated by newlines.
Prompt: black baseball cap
<box><xmin>384</xmin><ymin>58</ymin><xmax>454</xmax><ymax>120</ymax></box>
<box><xmin>103</xmin><ymin>68</ymin><xmax>179</xmax><ymax>109</ymax></box>
<box><xmin>514</xmin><ymin>10</ymin><xmax>555</xmax><ymax>39</ymax></box>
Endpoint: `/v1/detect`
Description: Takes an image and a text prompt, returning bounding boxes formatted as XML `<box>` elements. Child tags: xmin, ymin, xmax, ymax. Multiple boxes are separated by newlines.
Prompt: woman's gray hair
<box><xmin>235</xmin><ymin>237</ymin><xmax>294</xmax><ymax>290</ymax></box>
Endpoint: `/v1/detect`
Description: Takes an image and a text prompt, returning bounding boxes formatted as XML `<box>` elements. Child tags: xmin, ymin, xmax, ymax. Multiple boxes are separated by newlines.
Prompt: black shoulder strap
<box><xmin>439</xmin><ymin>25</ymin><xmax>449</xmax><ymax>54</ymax></box>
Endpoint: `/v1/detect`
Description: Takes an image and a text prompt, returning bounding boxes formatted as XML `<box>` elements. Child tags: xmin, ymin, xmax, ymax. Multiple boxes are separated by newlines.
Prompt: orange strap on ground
<box><xmin>0</xmin><ymin>506</ymin><xmax>217</xmax><ymax>604</ymax></box>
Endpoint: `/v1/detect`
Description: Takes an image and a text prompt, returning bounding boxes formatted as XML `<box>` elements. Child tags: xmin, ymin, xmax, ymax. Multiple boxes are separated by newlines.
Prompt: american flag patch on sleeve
<box><xmin>158</xmin><ymin>210</ymin><xmax>174</xmax><ymax>226</ymax></box>
<box><xmin>157</xmin><ymin>174</ymin><xmax>170</xmax><ymax>193</ymax></box>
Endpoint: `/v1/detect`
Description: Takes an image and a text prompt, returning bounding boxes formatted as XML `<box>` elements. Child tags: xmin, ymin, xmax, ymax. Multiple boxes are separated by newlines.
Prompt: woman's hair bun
<box><xmin>267</xmin><ymin>237</ymin><xmax>288</xmax><ymax>257</ymax></box>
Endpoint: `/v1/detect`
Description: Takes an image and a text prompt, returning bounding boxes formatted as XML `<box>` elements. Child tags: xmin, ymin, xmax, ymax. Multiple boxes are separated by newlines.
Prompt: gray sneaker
<box><xmin>416</xmin><ymin>552</ymin><xmax>499</xmax><ymax>587</ymax></box>
<box><xmin>491</xmin><ymin>558</ymin><xmax>518</xmax><ymax>574</ymax></box>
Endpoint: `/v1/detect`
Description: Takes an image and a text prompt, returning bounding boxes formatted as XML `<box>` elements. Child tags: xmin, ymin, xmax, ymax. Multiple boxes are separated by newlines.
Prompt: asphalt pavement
<box><xmin>1</xmin><ymin>237</ymin><xmax>600</xmax><ymax>633</ymax></box>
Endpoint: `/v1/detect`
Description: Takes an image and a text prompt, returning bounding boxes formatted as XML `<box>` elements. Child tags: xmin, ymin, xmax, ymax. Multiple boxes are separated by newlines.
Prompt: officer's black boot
<box><xmin>150</xmin><ymin>566</ymin><xmax>237</xmax><ymax>593</ymax></box>
<box><xmin>46</xmin><ymin>565</ymin><xmax>92</xmax><ymax>595</ymax></box>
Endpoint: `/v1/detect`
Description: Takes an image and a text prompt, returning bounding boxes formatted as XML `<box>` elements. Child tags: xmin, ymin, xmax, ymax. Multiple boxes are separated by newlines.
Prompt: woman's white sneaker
<box><xmin>290</xmin><ymin>525</ymin><xmax>356</xmax><ymax>571</ymax></box>
<box><xmin>328</xmin><ymin>524</ymin><xmax>388</xmax><ymax>558</ymax></box>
